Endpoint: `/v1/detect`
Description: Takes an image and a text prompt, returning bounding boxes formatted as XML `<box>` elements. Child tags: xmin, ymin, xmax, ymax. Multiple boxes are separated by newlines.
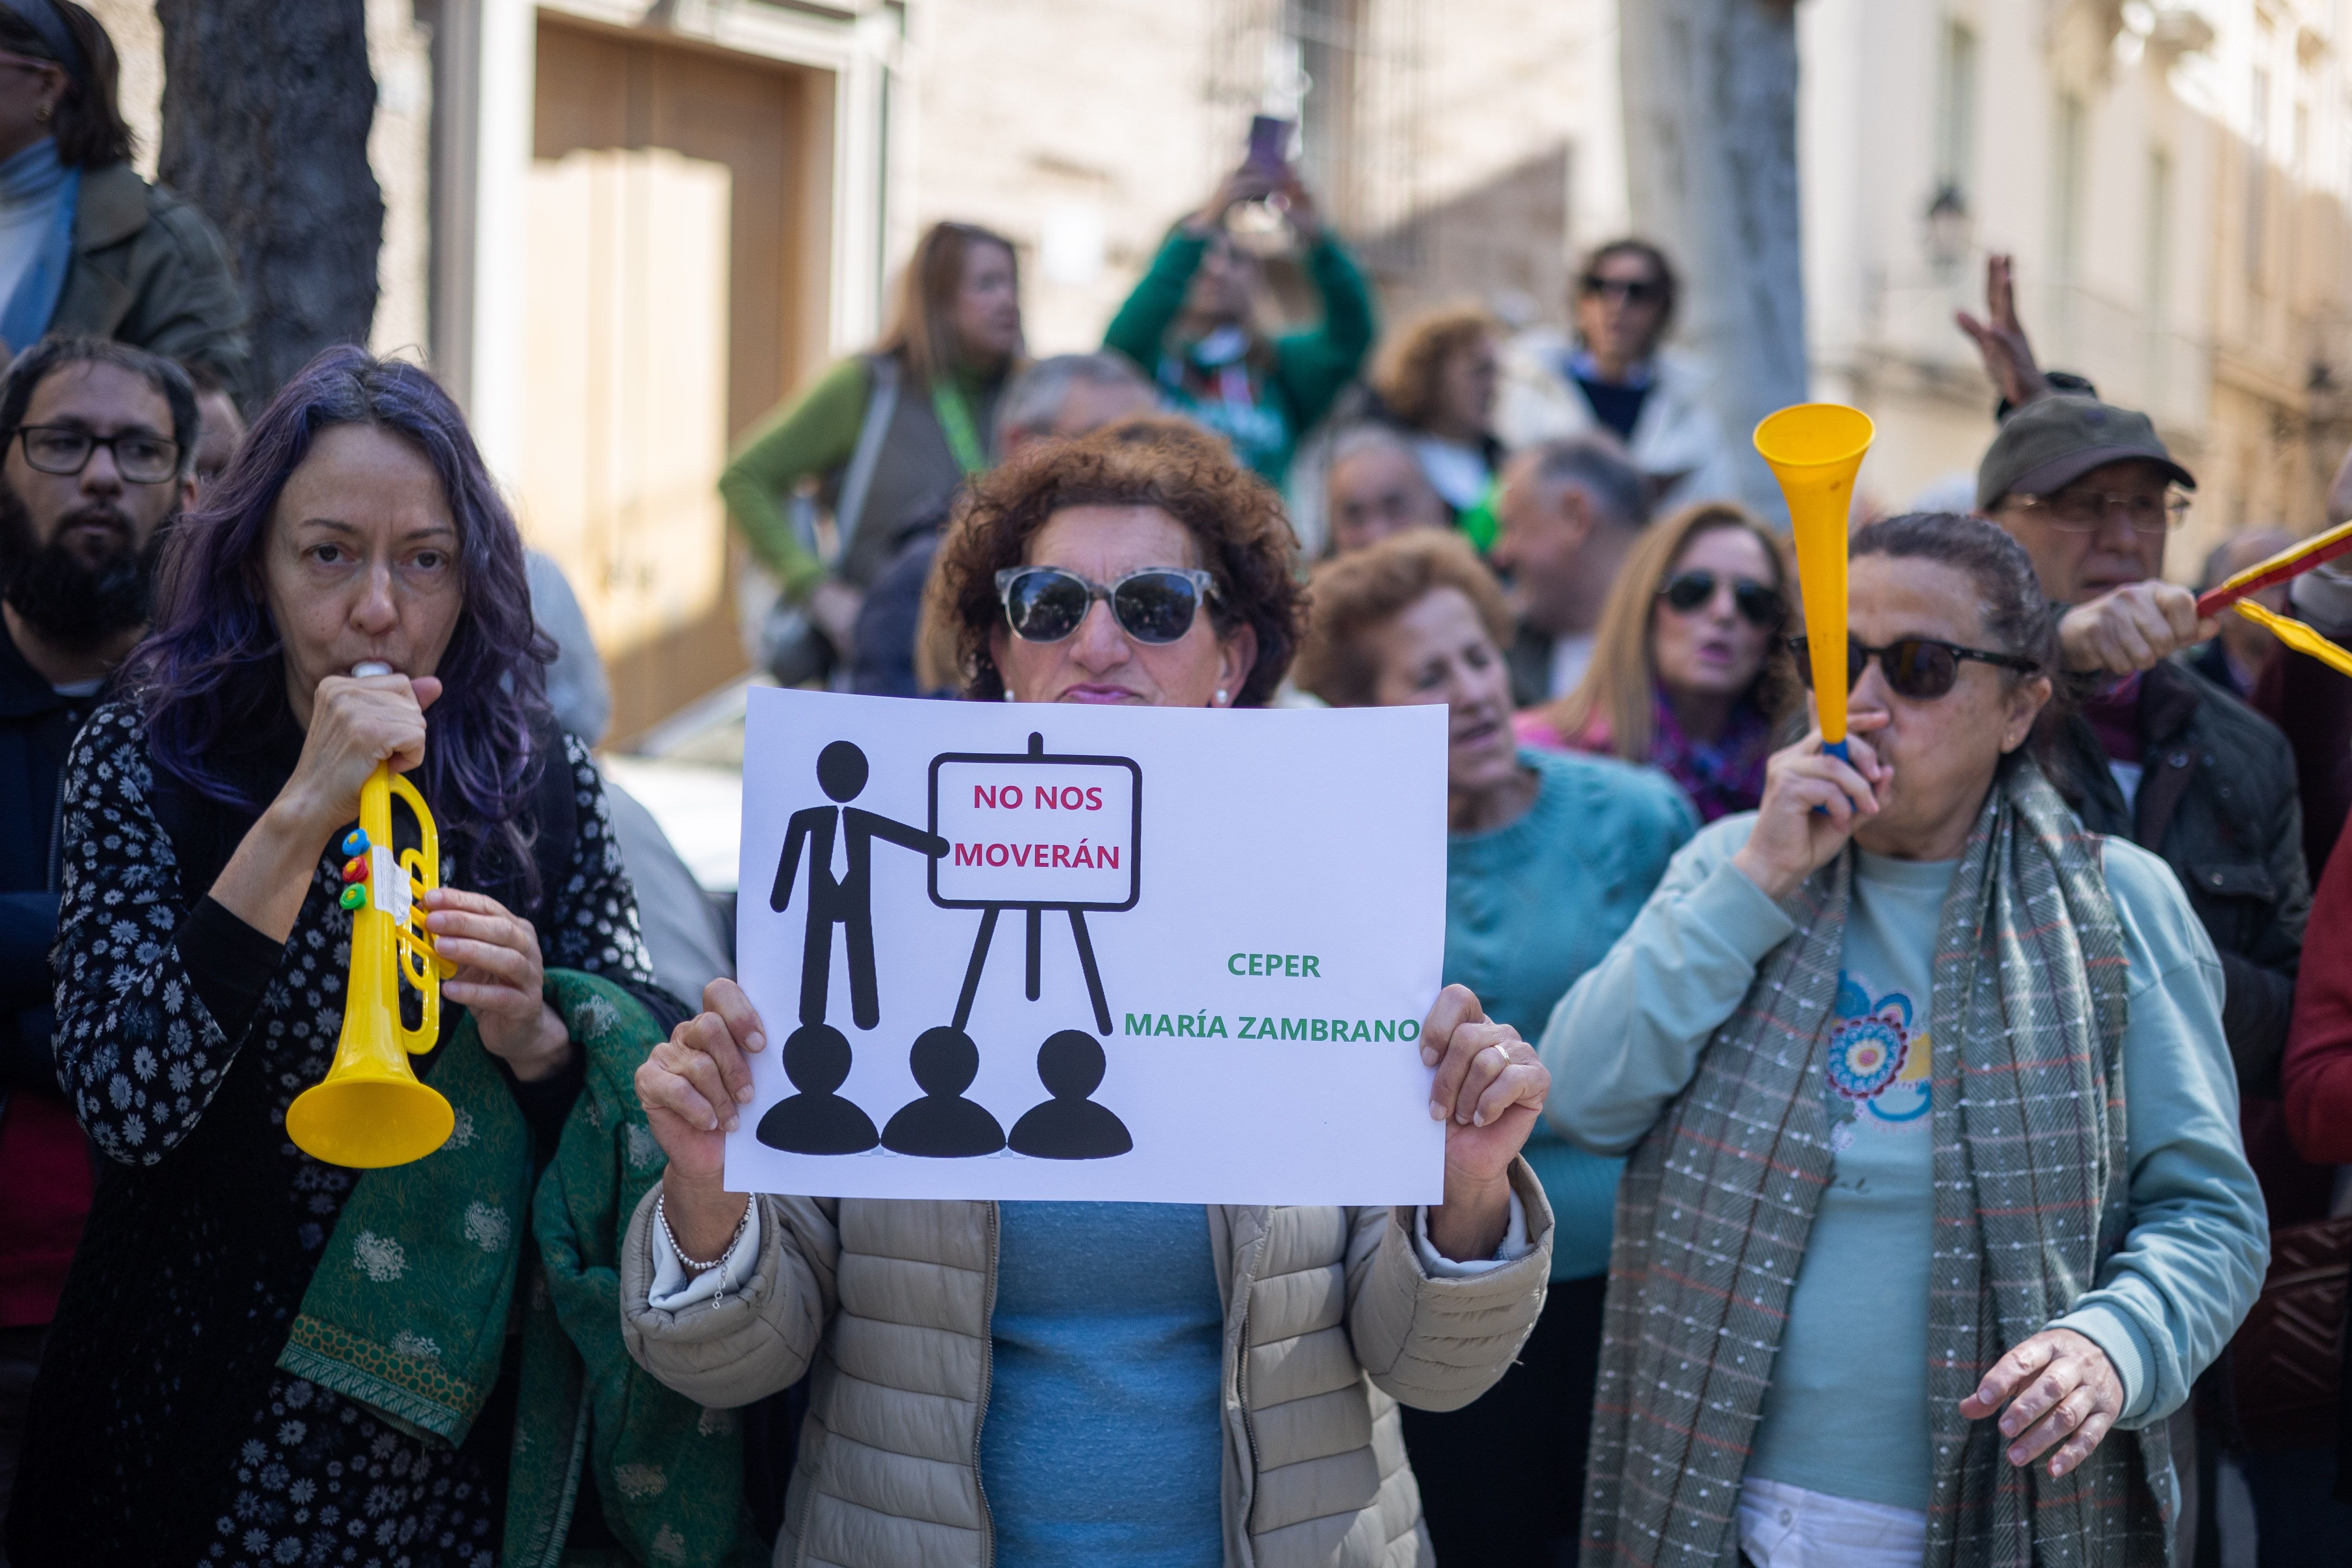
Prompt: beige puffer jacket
<box><xmin>619</xmin><ymin>1163</ymin><xmax>1553</xmax><ymax>1568</ymax></box>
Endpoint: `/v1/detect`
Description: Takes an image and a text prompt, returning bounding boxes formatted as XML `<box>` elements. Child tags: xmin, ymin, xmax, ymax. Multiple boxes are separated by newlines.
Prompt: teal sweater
<box><xmin>1449</xmin><ymin>750</ymin><xmax>1697</xmax><ymax>1279</ymax></box>
<box><xmin>1101</xmin><ymin>228</ymin><xmax>1376</xmax><ymax>486</ymax></box>
<box><xmin>982</xmin><ymin>1203</ymin><xmax>1224</xmax><ymax>1566</ymax></box>
<box><xmin>1543</xmin><ymin>814</ymin><xmax>2269</xmax><ymax>1496</ymax></box>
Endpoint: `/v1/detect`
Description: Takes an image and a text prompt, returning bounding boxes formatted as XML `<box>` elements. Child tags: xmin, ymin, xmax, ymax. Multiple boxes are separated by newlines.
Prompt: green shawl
<box><xmin>277</xmin><ymin>969</ymin><xmax>753</xmax><ymax>1567</ymax></box>
<box><xmin>1583</xmin><ymin>762</ymin><xmax>2174</xmax><ymax>1568</ymax></box>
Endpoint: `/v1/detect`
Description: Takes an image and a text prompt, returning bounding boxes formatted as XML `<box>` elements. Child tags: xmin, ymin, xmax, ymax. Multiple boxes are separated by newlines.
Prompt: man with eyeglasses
<box><xmin>0</xmin><ymin>332</ymin><xmax>194</xmax><ymax>1523</ymax></box>
<box><xmin>1976</xmin><ymin>390</ymin><xmax>2307</xmax><ymax>1115</ymax></box>
<box><xmin>1496</xmin><ymin>238</ymin><xmax>1739</xmax><ymax>511</ymax></box>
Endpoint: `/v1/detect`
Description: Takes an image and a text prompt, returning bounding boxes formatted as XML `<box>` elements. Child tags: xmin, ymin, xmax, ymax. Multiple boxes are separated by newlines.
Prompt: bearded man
<box><xmin>0</xmin><ymin>334</ymin><xmax>194</xmax><ymax>1523</ymax></box>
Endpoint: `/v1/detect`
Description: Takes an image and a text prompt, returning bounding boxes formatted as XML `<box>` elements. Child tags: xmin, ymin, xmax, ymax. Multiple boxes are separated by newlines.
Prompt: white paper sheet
<box><xmin>722</xmin><ymin>689</ymin><xmax>1450</xmax><ymax>1204</ymax></box>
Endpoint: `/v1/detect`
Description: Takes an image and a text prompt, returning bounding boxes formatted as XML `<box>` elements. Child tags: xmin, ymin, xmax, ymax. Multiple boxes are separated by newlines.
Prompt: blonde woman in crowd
<box><xmin>720</xmin><ymin>220</ymin><xmax>1023</xmax><ymax>672</ymax></box>
<box><xmin>1517</xmin><ymin>499</ymin><xmax>1797</xmax><ymax>821</ymax></box>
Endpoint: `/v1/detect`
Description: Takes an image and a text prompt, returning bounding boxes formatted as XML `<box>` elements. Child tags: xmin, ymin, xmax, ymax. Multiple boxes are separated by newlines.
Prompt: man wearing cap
<box><xmin>1965</xmin><ymin>258</ymin><xmax>2308</xmax><ymax>1108</ymax></box>
<box><xmin>0</xmin><ymin>0</ymin><xmax>245</xmax><ymax>382</ymax></box>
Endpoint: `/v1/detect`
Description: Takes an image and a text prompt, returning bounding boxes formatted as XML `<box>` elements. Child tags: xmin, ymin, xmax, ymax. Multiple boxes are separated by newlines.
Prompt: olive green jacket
<box><xmin>46</xmin><ymin>162</ymin><xmax>247</xmax><ymax>383</ymax></box>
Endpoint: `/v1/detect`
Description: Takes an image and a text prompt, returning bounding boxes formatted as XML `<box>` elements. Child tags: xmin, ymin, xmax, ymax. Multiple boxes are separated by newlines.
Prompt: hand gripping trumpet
<box><xmin>284</xmin><ymin>759</ymin><xmax>459</xmax><ymax>1167</ymax></box>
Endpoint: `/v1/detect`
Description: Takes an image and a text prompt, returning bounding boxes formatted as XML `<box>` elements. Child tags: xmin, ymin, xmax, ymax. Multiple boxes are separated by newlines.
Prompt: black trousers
<box><xmin>1402</xmin><ymin>1272</ymin><xmax>1609</xmax><ymax>1567</ymax></box>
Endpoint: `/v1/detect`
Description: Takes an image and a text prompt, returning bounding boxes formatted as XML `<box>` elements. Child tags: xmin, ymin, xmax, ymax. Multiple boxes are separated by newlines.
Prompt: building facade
<box><xmin>81</xmin><ymin>0</ymin><xmax>2352</xmax><ymax>733</ymax></box>
<box><xmin>1803</xmin><ymin>0</ymin><xmax>2352</xmax><ymax>579</ymax></box>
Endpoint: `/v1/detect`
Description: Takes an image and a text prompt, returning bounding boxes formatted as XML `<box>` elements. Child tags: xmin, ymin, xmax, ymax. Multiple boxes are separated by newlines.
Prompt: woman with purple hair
<box><xmin>5</xmin><ymin>348</ymin><xmax>705</xmax><ymax>1567</ymax></box>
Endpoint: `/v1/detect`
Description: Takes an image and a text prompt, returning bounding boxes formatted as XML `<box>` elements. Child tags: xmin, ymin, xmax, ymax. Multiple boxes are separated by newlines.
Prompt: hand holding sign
<box><xmin>1418</xmin><ymin>984</ymin><xmax>1551</xmax><ymax>1262</ymax></box>
<box><xmin>635</xmin><ymin>977</ymin><xmax>765</xmax><ymax>1259</ymax></box>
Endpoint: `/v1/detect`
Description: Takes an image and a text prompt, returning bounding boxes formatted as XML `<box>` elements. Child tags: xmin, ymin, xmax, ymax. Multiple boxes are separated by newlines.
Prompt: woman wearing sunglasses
<box><xmin>10</xmin><ymin>349</ymin><xmax>700</xmax><ymax>1567</ymax></box>
<box><xmin>624</xmin><ymin>419</ymin><xmax>1560</xmax><ymax>1568</ymax></box>
<box><xmin>1292</xmin><ymin>529</ymin><xmax>1695</xmax><ymax>1565</ymax></box>
<box><xmin>1494</xmin><ymin>239</ymin><xmax>1738</xmax><ymax>510</ymax></box>
<box><xmin>1545</xmin><ymin>513</ymin><xmax>2266</xmax><ymax>1568</ymax></box>
<box><xmin>1517</xmin><ymin>500</ymin><xmax>1797</xmax><ymax>821</ymax></box>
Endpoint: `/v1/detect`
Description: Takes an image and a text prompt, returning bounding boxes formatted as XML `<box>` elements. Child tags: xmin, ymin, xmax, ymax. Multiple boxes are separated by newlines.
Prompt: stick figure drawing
<box><xmin>771</xmin><ymin>740</ymin><xmax>950</xmax><ymax>1030</ymax></box>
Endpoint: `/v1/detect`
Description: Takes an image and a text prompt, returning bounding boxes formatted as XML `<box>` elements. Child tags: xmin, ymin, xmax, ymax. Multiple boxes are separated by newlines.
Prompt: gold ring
<box><xmin>1486</xmin><ymin>1042</ymin><xmax>1513</xmax><ymax>1069</ymax></box>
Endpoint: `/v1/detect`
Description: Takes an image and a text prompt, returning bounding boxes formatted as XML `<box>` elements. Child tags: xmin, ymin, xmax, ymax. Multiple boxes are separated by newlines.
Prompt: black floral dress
<box><xmin>6</xmin><ymin>702</ymin><xmax>669</xmax><ymax>1568</ymax></box>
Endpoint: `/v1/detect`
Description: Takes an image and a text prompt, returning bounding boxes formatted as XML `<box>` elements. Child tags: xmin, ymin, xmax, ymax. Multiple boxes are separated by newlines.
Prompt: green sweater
<box><xmin>1448</xmin><ymin>750</ymin><xmax>1697</xmax><ymax>1279</ymax></box>
<box><xmin>718</xmin><ymin>357</ymin><xmax>1000</xmax><ymax>598</ymax></box>
<box><xmin>1101</xmin><ymin>229</ymin><xmax>1377</xmax><ymax>486</ymax></box>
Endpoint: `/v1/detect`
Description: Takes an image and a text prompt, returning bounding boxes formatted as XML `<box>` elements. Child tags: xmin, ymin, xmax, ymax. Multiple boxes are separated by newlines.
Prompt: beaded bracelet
<box><xmin>656</xmin><ymin>1192</ymin><xmax>750</xmax><ymax>1275</ymax></box>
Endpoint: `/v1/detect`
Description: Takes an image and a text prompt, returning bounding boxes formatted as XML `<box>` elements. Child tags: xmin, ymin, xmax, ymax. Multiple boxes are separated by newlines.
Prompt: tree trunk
<box><xmin>156</xmin><ymin>0</ymin><xmax>382</xmax><ymax>409</ymax></box>
<box><xmin>1618</xmin><ymin>0</ymin><xmax>1806</xmax><ymax>523</ymax></box>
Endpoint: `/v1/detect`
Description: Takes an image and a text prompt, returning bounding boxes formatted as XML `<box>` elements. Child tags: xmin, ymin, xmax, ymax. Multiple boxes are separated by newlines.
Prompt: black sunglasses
<box><xmin>1580</xmin><ymin>274</ymin><xmax>1663</xmax><ymax>304</ymax></box>
<box><xmin>1788</xmin><ymin>635</ymin><xmax>2039</xmax><ymax>701</ymax></box>
<box><xmin>14</xmin><ymin>424</ymin><xmax>181</xmax><ymax>485</ymax></box>
<box><xmin>996</xmin><ymin>566</ymin><xmax>1219</xmax><ymax>645</ymax></box>
<box><xmin>1658</xmin><ymin>569</ymin><xmax>1783</xmax><ymax>628</ymax></box>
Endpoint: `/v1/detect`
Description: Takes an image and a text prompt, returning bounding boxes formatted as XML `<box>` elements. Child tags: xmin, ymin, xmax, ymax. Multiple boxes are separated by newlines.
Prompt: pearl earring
<box><xmin>34</xmin><ymin>104</ymin><xmax>52</xmax><ymax>124</ymax></box>
<box><xmin>1214</xmin><ymin>688</ymin><xmax>1229</xmax><ymax>707</ymax></box>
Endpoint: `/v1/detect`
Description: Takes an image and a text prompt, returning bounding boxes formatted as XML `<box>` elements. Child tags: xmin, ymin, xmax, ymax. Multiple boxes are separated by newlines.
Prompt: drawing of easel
<box><xmin>928</xmin><ymin>732</ymin><xmax>1142</xmax><ymax>1037</ymax></box>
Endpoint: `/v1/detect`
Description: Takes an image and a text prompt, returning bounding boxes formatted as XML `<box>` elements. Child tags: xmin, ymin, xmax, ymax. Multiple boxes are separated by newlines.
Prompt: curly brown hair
<box><xmin>930</xmin><ymin>416</ymin><xmax>1305</xmax><ymax>704</ymax></box>
<box><xmin>1294</xmin><ymin>531</ymin><xmax>1513</xmax><ymax>708</ymax></box>
<box><xmin>1371</xmin><ymin>303</ymin><xmax>1503</xmax><ymax>432</ymax></box>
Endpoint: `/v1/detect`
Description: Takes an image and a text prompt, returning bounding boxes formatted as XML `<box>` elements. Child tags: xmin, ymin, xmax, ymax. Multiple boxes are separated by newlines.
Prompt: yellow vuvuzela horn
<box><xmin>285</xmin><ymin>761</ymin><xmax>459</xmax><ymax>1167</ymax></box>
<box><xmin>1754</xmin><ymin>403</ymin><xmax>1875</xmax><ymax>758</ymax></box>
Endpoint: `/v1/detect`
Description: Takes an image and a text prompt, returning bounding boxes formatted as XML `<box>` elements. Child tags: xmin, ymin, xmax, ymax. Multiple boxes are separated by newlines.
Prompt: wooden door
<box><xmin>524</xmin><ymin>19</ymin><xmax>824</xmax><ymax>742</ymax></box>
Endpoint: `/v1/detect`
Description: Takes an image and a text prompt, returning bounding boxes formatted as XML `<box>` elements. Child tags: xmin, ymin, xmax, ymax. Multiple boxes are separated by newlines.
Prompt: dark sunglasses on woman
<box><xmin>1580</xmin><ymin>274</ymin><xmax>1663</xmax><ymax>305</ymax></box>
<box><xmin>1787</xmin><ymin>635</ymin><xmax>2039</xmax><ymax>701</ymax></box>
<box><xmin>996</xmin><ymin>566</ymin><xmax>1220</xmax><ymax>645</ymax></box>
<box><xmin>1658</xmin><ymin>569</ymin><xmax>1784</xmax><ymax>629</ymax></box>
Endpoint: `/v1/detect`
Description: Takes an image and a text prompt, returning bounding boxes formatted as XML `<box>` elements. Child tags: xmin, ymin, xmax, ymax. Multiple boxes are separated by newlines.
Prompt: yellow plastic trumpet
<box><xmin>285</xmin><ymin>761</ymin><xmax>458</xmax><ymax>1167</ymax></box>
<box><xmin>2232</xmin><ymin>598</ymin><xmax>2352</xmax><ymax>679</ymax></box>
<box><xmin>1754</xmin><ymin>403</ymin><xmax>1875</xmax><ymax>757</ymax></box>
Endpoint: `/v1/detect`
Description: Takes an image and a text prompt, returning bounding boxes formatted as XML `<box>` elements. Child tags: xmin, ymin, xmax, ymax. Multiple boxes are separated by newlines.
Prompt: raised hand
<box><xmin>1955</xmin><ymin>253</ymin><xmax>2052</xmax><ymax>410</ymax></box>
<box><xmin>1272</xmin><ymin>165</ymin><xmax>1322</xmax><ymax>241</ymax></box>
<box><xmin>1188</xmin><ymin>164</ymin><xmax>1280</xmax><ymax>234</ymax></box>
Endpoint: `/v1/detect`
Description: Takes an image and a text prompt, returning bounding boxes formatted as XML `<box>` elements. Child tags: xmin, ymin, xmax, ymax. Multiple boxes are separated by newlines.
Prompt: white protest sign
<box><xmin>724</xmin><ymin>688</ymin><xmax>1449</xmax><ymax>1204</ymax></box>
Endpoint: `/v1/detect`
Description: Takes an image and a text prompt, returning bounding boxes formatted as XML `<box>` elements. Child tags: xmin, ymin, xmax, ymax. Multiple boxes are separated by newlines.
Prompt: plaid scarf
<box><xmin>1583</xmin><ymin>761</ymin><xmax>2174</xmax><ymax>1568</ymax></box>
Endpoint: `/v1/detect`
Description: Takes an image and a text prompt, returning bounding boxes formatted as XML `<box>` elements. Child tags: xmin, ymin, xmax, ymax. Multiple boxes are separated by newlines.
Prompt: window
<box><xmin>2248</xmin><ymin>68</ymin><xmax>2270</xmax><ymax>287</ymax></box>
<box><xmin>1936</xmin><ymin>19</ymin><xmax>1978</xmax><ymax>202</ymax></box>
<box><xmin>1287</xmin><ymin>0</ymin><xmax>1363</xmax><ymax>219</ymax></box>
<box><xmin>2052</xmin><ymin>92</ymin><xmax>2086</xmax><ymax>282</ymax></box>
